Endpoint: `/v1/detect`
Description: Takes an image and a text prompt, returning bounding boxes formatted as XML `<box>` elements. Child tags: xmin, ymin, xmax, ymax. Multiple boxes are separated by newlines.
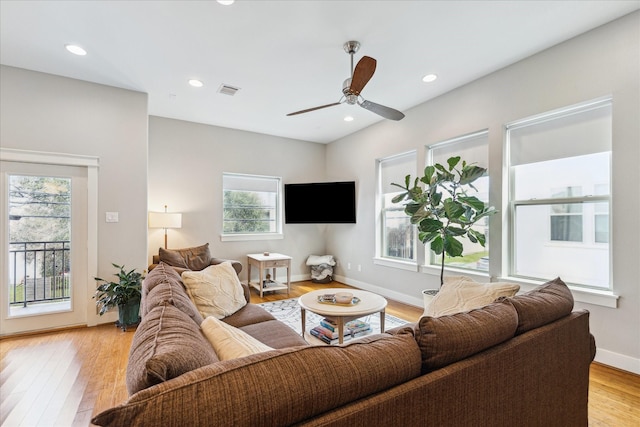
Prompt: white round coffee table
<box><xmin>298</xmin><ymin>288</ymin><xmax>388</xmax><ymax>344</ymax></box>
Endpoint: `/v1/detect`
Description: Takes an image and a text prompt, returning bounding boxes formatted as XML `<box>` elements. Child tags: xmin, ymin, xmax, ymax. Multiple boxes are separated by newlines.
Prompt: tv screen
<box><xmin>284</xmin><ymin>181</ymin><xmax>356</xmax><ymax>224</ymax></box>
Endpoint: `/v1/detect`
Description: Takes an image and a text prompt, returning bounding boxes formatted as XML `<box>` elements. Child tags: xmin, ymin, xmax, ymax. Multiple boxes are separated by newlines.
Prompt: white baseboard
<box><xmin>594</xmin><ymin>348</ymin><xmax>640</xmax><ymax>375</ymax></box>
<box><xmin>331</xmin><ymin>275</ymin><xmax>640</xmax><ymax>375</ymax></box>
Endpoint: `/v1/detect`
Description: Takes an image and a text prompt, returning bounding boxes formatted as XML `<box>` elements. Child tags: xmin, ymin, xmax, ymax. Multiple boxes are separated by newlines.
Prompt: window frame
<box><xmin>424</xmin><ymin>130</ymin><xmax>490</xmax><ymax>275</ymax></box>
<box><xmin>220</xmin><ymin>172</ymin><xmax>283</xmax><ymax>242</ymax></box>
<box><xmin>374</xmin><ymin>151</ymin><xmax>419</xmax><ymax>271</ymax></box>
<box><xmin>505</xmin><ymin>98</ymin><xmax>612</xmax><ymax>290</ymax></box>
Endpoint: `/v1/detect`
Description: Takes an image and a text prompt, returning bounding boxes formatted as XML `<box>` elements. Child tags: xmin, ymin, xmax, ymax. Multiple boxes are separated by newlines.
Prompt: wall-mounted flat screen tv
<box><xmin>284</xmin><ymin>181</ymin><xmax>356</xmax><ymax>224</ymax></box>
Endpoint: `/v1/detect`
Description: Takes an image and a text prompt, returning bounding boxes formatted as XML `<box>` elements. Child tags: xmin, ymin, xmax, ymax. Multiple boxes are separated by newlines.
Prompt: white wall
<box><xmin>325</xmin><ymin>12</ymin><xmax>640</xmax><ymax>373</ymax></box>
<box><xmin>148</xmin><ymin>116</ymin><xmax>329</xmax><ymax>282</ymax></box>
<box><xmin>0</xmin><ymin>65</ymin><xmax>149</xmax><ymax>328</ymax></box>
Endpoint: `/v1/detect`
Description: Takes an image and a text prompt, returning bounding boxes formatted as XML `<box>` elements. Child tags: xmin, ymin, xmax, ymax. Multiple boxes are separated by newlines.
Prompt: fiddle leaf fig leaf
<box><xmin>459</xmin><ymin>165</ymin><xmax>486</xmax><ymax>185</ymax></box>
<box><xmin>447</xmin><ymin>156</ymin><xmax>461</xmax><ymax>171</ymax></box>
<box><xmin>459</xmin><ymin>195</ymin><xmax>485</xmax><ymax>211</ymax></box>
<box><xmin>443</xmin><ymin>235</ymin><xmax>464</xmax><ymax>257</ymax></box>
<box><xmin>430</xmin><ymin>236</ymin><xmax>444</xmax><ymax>254</ymax></box>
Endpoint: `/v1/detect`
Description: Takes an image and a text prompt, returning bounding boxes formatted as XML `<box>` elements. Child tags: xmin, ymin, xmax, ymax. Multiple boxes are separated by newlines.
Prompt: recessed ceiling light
<box><xmin>344</xmin><ymin>116</ymin><xmax>354</xmax><ymax>122</ymax></box>
<box><xmin>217</xmin><ymin>0</ymin><xmax>235</xmax><ymax>5</ymax></box>
<box><xmin>188</xmin><ymin>79</ymin><xmax>204</xmax><ymax>88</ymax></box>
<box><xmin>422</xmin><ymin>74</ymin><xmax>438</xmax><ymax>83</ymax></box>
<box><xmin>65</xmin><ymin>44</ymin><xmax>87</xmax><ymax>56</ymax></box>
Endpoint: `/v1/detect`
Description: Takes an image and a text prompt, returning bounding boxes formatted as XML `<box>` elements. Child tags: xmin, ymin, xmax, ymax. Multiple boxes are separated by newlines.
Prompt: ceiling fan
<box><xmin>287</xmin><ymin>41</ymin><xmax>405</xmax><ymax>121</ymax></box>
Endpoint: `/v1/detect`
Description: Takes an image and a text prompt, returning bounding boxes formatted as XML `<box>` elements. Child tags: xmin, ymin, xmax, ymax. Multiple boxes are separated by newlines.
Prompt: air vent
<box><xmin>218</xmin><ymin>84</ymin><xmax>240</xmax><ymax>96</ymax></box>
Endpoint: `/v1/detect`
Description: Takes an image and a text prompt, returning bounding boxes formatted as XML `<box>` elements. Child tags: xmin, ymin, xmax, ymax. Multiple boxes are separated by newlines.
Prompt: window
<box><xmin>376</xmin><ymin>152</ymin><xmax>416</xmax><ymax>264</ymax></box>
<box><xmin>550</xmin><ymin>186</ymin><xmax>583</xmax><ymax>242</ymax></box>
<box><xmin>427</xmin><ymin>130</ymin><xmax>489</xmax><ymax>271</ymax></box>
<box><xmin>222</xmin><ymin>173</ymin><xmax>282</xmax><ymax>240</ymax></box>
<box><xmin>507</xmin><ymin>98</ymin><xmax>611</xmax><ymax>289</ymax></box>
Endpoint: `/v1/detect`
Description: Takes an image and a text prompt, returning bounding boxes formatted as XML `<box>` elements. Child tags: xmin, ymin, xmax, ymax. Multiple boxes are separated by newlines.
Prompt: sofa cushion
<box><xmin>237</xmin><ymin>319</ymin><xmax>309</xmax><ymax>349</ymax></box>
<box><xmin>415</xmin><ymin>297</ymin><xmax>518</xmax><ymax>372</ymax></box>
<box><xmin>510</xmin><ymin>277</ymin><xmax>574</xmax><ymax>335</ymax></box>
<box><xmin>181</xmin><ymin>262</ymin><xmax>247</xmax><ymax>319</ymax></box>
<box><xmin>93</xmin><ymin>334</ymin><xmax>422</xmax><ymax>427</ymax></box>
<box><xmin>201</xmin><ymin>316</ymin><xmax>274</xmax><ymax>360</ymax></box>
<box><xmin>159</xmin><ymin>243</ymin><xmax>211</xmax><ymax>271</ymax></box>
<box><xmin>222</xmin><ymin>302</ymin><xmax>276</xmax><ymax>328</ymax></box>
<box><xmin>145</xmin><ymin>281</ymin><xmax>204</xmax><ymax>325</ymax></box>
<box><xmin>425</xmin><ymin>276</ymin><xmax>520</xmax><ymax>317</ymax></box>
<box><xmin>141</xmin><ymin>262</ymin><xmax>203</xmax><ymax>325</ymax></box>
<box><xmin>126</xmin><ymin>304</ymin><xmax>217</xmax><ymax>395</ymax></box>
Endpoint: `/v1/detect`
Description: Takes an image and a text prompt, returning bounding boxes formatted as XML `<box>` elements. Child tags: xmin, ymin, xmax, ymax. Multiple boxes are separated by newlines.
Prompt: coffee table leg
<box><xmin>380</xmin><ymin>310</ymin><xmax>385</xmax><ymax>333</ymax></box>
<box><xmin>300</xmin><ymin>307</ymin><xmax>306</xmax><ymax>338</ymax></box>
<box><xmin>338</xmin><ymin>318</ymin><xmax>344</xmax><ymax>344</ymax></box>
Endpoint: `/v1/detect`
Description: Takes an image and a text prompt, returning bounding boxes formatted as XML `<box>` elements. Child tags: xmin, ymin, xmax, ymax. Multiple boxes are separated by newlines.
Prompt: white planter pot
<box><xmin>422</xmin><ymin>289</ymin><xmax>439</xmax><ymax>316</ymax></box>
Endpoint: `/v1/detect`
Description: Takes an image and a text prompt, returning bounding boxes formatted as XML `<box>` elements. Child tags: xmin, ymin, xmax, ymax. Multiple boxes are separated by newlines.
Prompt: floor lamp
<box><xmin>148</xmin><ymin>205</ymin><xmax>182</xmax><ymax>249</ymax></box>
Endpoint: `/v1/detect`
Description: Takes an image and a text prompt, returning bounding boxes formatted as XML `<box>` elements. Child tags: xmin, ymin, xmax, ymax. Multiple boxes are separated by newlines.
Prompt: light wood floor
<box><xmin>1</xmin><ymin>281</ymin><xmax>638</xmax><ymax>426</ymax></box>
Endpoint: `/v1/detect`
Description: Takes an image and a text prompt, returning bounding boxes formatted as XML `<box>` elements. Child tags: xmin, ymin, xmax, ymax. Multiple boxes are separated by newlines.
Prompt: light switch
<box><xmin>106</xmin><ymin>212</ymin><xmax>119</xmax><ymax>223</ymax></box>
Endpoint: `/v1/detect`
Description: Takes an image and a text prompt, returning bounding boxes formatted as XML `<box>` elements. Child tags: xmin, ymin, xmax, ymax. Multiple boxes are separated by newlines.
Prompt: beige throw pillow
<box><xmin>201</xmin><ymin>316</ymin><xmax>274</xmax><ymax>360</ymax></box>
<box><xmin>181</xmin><ymin>262</ymin><xmax>247</xmax><ymax>319</ymax></box>
<box><xmin>425</xmin><ymin>276</ymin><xmax>520</xmax><ymax>317</ymax></box>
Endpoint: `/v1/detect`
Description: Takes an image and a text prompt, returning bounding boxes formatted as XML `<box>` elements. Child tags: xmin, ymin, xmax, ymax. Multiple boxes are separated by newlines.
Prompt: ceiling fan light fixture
<box><xmin>422</xmin><ymin>73</ymin><xmax>438</xmax><ymax>83</ymax></box>
<box><xmin>65</xmin><ymin>44</ymin><xmax>87</xmax><ymax>56</ymax></box>
<box><xmin>188</xmin><ymin>79</ymin><xmax>204</xmax><ymax>88</ymax></box>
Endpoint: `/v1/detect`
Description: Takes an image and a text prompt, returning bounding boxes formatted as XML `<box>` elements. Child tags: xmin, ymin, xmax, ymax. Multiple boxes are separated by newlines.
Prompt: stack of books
<box><xmin>309</xmin><ymin>318</ymin><xmax>371</xmax><ymax>344</ymax></box>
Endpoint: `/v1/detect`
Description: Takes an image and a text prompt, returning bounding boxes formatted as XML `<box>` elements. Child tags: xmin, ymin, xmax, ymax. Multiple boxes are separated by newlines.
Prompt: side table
<box><xmin>247</xmin><ymin>253</ymin><xmax>291</xmax><ymax>298</ymax></box>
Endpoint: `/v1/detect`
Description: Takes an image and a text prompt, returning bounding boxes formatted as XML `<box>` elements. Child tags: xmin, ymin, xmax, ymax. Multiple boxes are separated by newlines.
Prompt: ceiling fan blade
<box><xmin>359</xmin><ymin>99</ymin><xmax>405</xmax><ymax>121</ymax></box>
<box><xmin>287</xmin><ymin>102</ymin><xmax>341</xmax><ymax>116</ymax></box>
<box><xmin>349</xmin><ymin>56</ymin><xmax>376</xmax><ymax>96</ymax></box>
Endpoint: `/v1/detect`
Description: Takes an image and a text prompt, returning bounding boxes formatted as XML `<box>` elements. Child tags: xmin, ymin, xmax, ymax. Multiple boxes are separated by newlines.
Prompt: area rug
<box><xmin>258</xmin><ymin>298</ymin><xmax>410</xmax><ymax>345</ymax></box>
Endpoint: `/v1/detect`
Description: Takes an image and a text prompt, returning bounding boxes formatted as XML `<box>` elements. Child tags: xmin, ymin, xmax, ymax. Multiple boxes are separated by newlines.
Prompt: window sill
<box><xmin>498</xmin><ymin>276</ymin><xmax>618</xmax><ymax>308</ymax></box>
<box><xmin>420</xmin><ymin>264</ymin><xmax>491</xmax><ymax>282</ymax></box>
<box><xmin>373</xmin><ymin>257</ymin><xmax>419</xmax><ymax>272</ymax></box>
<box><xmin>220</xmin><ymin>233</ymin><xmax>283</xmax><ymax>242</ymax></box>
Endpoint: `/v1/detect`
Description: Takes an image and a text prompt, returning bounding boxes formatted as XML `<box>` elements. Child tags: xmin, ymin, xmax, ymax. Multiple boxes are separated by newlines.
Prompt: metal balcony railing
<box><xmin>8</xmin><ymin>241</ymin><xmax>70</xmax><ymax>307</ymax></box>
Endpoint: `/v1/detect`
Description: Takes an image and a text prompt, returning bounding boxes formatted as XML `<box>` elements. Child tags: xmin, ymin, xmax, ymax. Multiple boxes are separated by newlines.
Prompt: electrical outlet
<box><xmin>347</xmin><ymin>262</ymin><xmax>351</xmax><ymax>270</ymax></box>
<box><xmin>105</xmin><ymin>212</ymin><xmax>119</xmax><ymax>223</ymax></box>
<box><xmin>357</xmin><ymin>264</ymin><xmax>361</xmax><ymax>272</ymax></box>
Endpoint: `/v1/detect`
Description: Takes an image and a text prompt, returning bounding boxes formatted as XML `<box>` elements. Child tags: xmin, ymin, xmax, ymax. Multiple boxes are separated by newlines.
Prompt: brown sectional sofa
<box><xmin>93</xmin><ymin>260</ymin><xmax>595</xmax><ymax>427</ymax></box>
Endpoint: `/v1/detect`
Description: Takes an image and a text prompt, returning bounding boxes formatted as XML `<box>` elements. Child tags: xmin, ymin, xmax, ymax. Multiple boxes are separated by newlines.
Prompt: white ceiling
<box><xmin>1</xmin><ymin>1</ymin><xmax>638</xmax><ymax>144</ymax></box>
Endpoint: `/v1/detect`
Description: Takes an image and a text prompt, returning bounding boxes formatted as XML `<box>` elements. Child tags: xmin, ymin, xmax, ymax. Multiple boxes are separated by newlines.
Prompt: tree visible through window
<box><xmin>222</xmin><ymin>173</ymin><xmax>281</xmax><ymax>235</ymax></box>
<box><xmin>8</xmin><ymin>175</ymin><xmax>71</xmax><ymax>305</ymax></box>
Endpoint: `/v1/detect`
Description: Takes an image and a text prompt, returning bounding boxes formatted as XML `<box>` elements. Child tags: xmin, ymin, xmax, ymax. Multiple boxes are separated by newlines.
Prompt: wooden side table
<box><xmin>247</xmin><ymin>253</ymin><xmax>291</xmax><ymax>298</ymax></box>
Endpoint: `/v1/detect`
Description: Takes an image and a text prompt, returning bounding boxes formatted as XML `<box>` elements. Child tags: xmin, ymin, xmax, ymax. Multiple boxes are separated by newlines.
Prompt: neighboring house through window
<box><xmin>375</xmin><ymin>151</ymin><xmax>417</xmax><ymax>268</ymax></box>
<box><xmin>506</xmin><ymin>98</ymin><xmax>612</xmax><ymax>289</ymax></box>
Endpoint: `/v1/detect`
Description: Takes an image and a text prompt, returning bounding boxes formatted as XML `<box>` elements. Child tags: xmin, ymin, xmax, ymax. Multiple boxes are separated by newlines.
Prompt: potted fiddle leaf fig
<box><xmin>391</xmin><ymin>156</ymin><xmax>497</xmax><ymax>290</ymax></box>
<box><xmin>94</xmin><ymin>263</ymin><xmax>143</xmax><ymax>331</ymax></box>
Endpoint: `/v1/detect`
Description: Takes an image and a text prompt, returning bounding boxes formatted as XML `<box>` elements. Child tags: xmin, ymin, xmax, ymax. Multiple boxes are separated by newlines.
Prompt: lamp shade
<box><xmin>149</xmin><ymin>212</ymin><xmax>182</xmax><ymax>229</ymax></box>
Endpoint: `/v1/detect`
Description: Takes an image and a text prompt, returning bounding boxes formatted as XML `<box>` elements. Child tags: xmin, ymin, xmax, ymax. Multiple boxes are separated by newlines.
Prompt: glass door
<box><xmin>1</xmin><ymin>161</ymin><xmax>88</xmax><ymax>334</ymax></box>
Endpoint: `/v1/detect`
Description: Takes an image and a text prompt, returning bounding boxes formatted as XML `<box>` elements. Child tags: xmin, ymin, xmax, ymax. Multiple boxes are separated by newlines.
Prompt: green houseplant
<box><xmin>391</xmin><ymin>156</ymin><xmax>497</xmax><ymax>288</ymax></box>
<box><xmin>94</xmin><ymin>263</ymin><xmax>143</xmax><ymax>331</ymax></box>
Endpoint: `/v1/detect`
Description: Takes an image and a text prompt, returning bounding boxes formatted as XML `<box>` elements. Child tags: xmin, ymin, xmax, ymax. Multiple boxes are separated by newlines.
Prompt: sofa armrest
<box><xmin>240</xmin><ymin>283</ymin><xmax>251</xmax><ymax>304</ymax></box>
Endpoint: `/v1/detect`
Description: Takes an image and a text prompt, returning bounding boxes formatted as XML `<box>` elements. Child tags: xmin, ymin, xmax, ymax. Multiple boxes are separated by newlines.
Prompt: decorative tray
<box><xmin>317</xmin><ymin>294</ymin><xmax>361</xmax><ymax>306</ymax></box>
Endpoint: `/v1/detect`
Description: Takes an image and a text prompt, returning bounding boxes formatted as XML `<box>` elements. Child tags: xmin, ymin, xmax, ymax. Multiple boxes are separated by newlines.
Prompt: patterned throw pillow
<box><xmin>181</xmin><ymin>262</ymin><xmax>247</xmax><ymax>319</ymax></box>
<box><xmin>425</xmin><ymin>276</ymin><xmax>520</xmax><ymax>317</ymax></box>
